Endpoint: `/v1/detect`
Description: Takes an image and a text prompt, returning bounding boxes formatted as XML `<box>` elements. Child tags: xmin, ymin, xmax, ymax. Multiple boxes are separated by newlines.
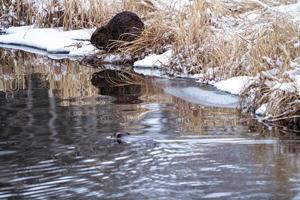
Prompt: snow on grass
<box><xmin>102</xmin><ymin>54</ymin><xmax>132</xmax><ymax>63</ymax></box>
<box><xmin>152</xmin><ymin>0</ymin><xmax>192</xmax><ymax>11</ymax></box>
<box><xmin>255</xmin><ymin>103</ymin><xmax>268</xmax><ymax>116</ymax></box>
<box><xmin>133</xmin><ymin>67</ymin><xmax>168</xmax><ymax>78</ymax></box>
<box><xmin>273</xmin><ymin>1</ymin><xmax>300</xmax><ymax>25</ymax></box>
<box><xmin>133</xmin><ymin>50</ymin><xmax>172</xmax><ymax>68</ymax></box>
<box><xmin>213</xmin><ymin>76</ymin><xmax>255</xmax><ymax>95</ymax></box>
<box><xmin>0</xmin><ymin>26</ymin><xmax>97</xmax><ymax>56</ymax></box>
<box><xmin>60</xmin><ymin>29</ymin><xmax>94</xmax><ymax>40</ymax></box>
<box><xmin>271</xmin><ymin>82</ymin><xmax>297</xmax><ymax>93</ymax></box>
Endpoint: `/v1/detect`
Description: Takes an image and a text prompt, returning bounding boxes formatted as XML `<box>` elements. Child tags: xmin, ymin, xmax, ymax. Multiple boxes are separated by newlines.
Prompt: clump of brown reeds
<box><xmin>0</xmin><ymin>0</ymin><xmax>36</xmax><ymax>27</ymax></box>
<box><xmin>247</xmin><ymin>18</ymin><xmax>300</xmax><ymax>75</ymax></box>
<box><xmin>122</xmin><ymin>0</ymin><xmax>156</xmax><ymax>16</ymax></box>
<box><xmin>62</xmin><ymin>0</ymin><xmax>113</xmax><ymax>30</ymax></box>
<box><xmin>241</xmin><ymin>80</ymin><xmax>300</xmax><ymax>129</ymax></box>
<box><xmin>117</xmin><ymin>12</ymin><xmax>174</xmax><ymax>56</ymax></box>
<box><xmin>0</xmin><ymin>0</ymin><xmax>156</xmax><ymax>29</ymax></box>
<box><xmin>166</xmin><ymin>0</ymin><xmax>240</xmax><ymax>75</ymax></box>
<box><xmin>91</xmin><ymin>69</ymin><xmax>145</xmax><ymax>88</ymax></box>
<box><xmin>173</xmin><ymin>0</ymin><xmax>214</xmax><ymax>57</ymax></box>
<box><xmin>240</xmin><ymin>18</ymin><xmax>300</xmax><ymax>128</ymax></box>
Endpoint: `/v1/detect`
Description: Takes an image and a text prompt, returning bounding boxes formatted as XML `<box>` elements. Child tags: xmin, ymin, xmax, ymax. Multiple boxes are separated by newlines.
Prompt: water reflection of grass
<box><xmin>0</xmin><ymin>49</ymin><xmax>255</xmax><ymax>134</ymax></box>
<box><xmin>173</xmin><ymin>97</ymin><xmax>243</xmax><ymax>135</ymax></box>
<box><xmin>0</xmin><ymin>50</ymin><xmax>99</xmax><ymax>105</ymax></box>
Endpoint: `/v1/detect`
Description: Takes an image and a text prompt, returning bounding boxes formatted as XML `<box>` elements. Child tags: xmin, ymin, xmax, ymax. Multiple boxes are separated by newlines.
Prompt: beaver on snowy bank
<box><xmin>90</xmin><ymin>11</ymin><xmax>144</xmax><ymax>51</ymax></box>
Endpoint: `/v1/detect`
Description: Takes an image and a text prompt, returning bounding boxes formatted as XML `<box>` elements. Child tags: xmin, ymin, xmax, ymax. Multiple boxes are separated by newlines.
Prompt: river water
<box><xmin>0</xmin><ymin>49</ymin><xmax>300</xmax><ymax>200</ymax></box>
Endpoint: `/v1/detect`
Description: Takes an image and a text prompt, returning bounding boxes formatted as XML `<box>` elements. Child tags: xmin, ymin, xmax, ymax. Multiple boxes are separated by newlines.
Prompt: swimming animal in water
<box><xmin>111</xmin><ymin>132</ymin><xmax>131</xmax><ymax>144</ymax></box>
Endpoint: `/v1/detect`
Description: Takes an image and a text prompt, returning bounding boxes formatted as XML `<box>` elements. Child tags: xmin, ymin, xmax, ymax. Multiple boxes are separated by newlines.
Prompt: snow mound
<box><xmin>255</xmin><ymin>103</ymin><xmax>267</xmax><ymax>116</ymax></box>
<box><xmin>0</xmin><ymin>26</ymin><xmax>97</xmax><ymax>56</ymax></box>
<box><xmin>213</xmin><ymin>76</ymin><xmax>255</xmax><ymax>95</ymax></box>
<box><xmin>133</xmin><ymin>50</ymin><xmax>173</xmax><ymax>68</ymax></box>
<box><xmin>273</xmin><ymin>1</ymin><xmax>300</xmax><ymax>25</ymax></box>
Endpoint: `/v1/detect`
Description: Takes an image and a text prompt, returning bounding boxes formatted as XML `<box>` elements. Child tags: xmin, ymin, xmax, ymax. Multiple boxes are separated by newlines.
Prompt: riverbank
<box><xmin>0</xmin><ymin>0</ymin><xmax>300</xmax><ymax>129</ymax></box>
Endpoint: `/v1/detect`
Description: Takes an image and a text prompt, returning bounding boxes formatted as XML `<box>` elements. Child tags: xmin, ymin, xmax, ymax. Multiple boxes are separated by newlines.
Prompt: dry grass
<box><xmin>239</xmin><ymin>18</ymin><xmax>300</xmax><ymax>128</ymax></box>
<box><xmin>62</xmin><ymin>0</ymin><xmax>112</xmax><ymax>30</ymax></box>
<box><xmin>247</xmin><ymin>19</ymin><xmax>300</xmax><ymax>75</ymax></box>
<box><xmin>0</xmin><ymin>50</ymin><xmax>99</xmax><ymax>103</ymax></box>
<box><xmin>0</xmin><ymin>0</ymin><xmax>157</xmax><ymax>29</ymax></box>
<box><xmin>117</xmin><ymin>12</ymin><xmax>174</xmax><ymax>55</ymax></box>
<box><xmin>241</xmin><ymin>80</ymin><xmax>300</xmax><ymax>129</ymax></box>
<box><xmin>122</xmin><ymin>0</ymin><xmax>156</xmax><ymax>15</ymax></box>
<box><xmin>94</xmin><ymin>70</ymin><xmax>146</xmax><ymax>87</ymax></box>
<box><xmin>0</xmin><ymin>0</ymin><xmax>35</xmax><ymax>27</ymax></box>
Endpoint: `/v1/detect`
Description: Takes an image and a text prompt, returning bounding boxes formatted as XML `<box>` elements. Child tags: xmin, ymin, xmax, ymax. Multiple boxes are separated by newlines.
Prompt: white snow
<box><xmin>134</xmin><ymin>67</ymin><xmax>169</xmax><ymax>78</ymax></box>
<box><xmin>273</xmin><ymin>1</ymin><xmax>300</xmax><ymax>25</ymax></box>
<box><xmin>203</xmin><ymin>192</ymin><xmax>233</xmax><ymax>199</ymax></box>
<box><xmin>272</xmin><ymin>82</ymin><xmax>297</xmax><ymax>93</ymax></box>
<box><xmin>133</xmin><ymin>50</ymin><xmax>173</xmax><ymax>68</ymax></box>
<box><xmin>0</xmin><ymin>26</ymin><xmax>97</xmax><ymax>56</ymax></box>
<box><xmin>164</xmin><ymin>86</ymin><xmax>238</xmax><ymax>108</ymax></box>
<box><xmin>152</xmin><ymin>0</ymin><xmax>192</xmax><ymax>11</ymax></box>
<box><xmin>102</xmin><ymin>54</ymin><xmax>132</xmax><ymax>63</ymax></box>
<box><xmin>60</xmin><ymin>29</ymin><xmax>94</xmax><ymax>40</ymax></box>
<box><xmin>255</xmin><ymin>103</ymin><xmax>267</xmax><ymax>116</ymax></box>
<box><xmin>294</xmin><ymin>41</ymin><xmax>300</xmax><ymax>48</ymax></box>
<box><xmin>213</xmin><ymin>76</ymin><xmax>255</xmax><ymax>95</ymax></box>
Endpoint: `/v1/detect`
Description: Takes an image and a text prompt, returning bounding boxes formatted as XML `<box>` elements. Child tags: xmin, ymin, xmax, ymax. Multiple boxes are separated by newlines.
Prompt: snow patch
<box><xmin>255</xmin><ymin>104</ymin><xmax>267</xmax><ymax>116</ymax></box>
<box><xmin>133</xmin><ymin>50</ymin><xmax>173</xmax><ymax>68</ymax></box>
<box><xmin>272</xmin><ymin>82</ymin><xmax>296</xmax><ymax>93</ymax></box>
<box><xmin>153</xmin><ymin>0</ymin><xmax>192</xmax><ymax>11</ymax></box>
<box><xmin>103</xmin><ymin>54</ymin><xmax>132</xmax><ymax>63</ymax></box>
<box><xmin>294</xmin><ymin>41</ymin><xmax>300</xmax><ymax>48</ymax></box>
<box><xmin>273</xmin><ymin>1</ymin><xmax>300</xmax><ymax>24</ymax></box>
<box><xmin>0</xmin><ymin>26</ymin><xmax>97</xmax><ymax>56</ymax></box>
<box><xmin>213</xmin><ymin>76</ymin><xmax>255</xmax><ymax>95</ymax></box>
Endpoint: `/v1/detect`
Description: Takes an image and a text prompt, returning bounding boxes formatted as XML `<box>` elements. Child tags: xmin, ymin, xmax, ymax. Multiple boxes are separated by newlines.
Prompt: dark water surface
<box><xmin>1</xmin><ymin>49</ymin><xmax>300</xmax><ymax>200</ymax></box>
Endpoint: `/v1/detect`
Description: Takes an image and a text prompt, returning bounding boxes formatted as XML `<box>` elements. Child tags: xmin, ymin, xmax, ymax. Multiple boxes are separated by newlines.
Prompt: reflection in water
<box><xmin>1</xmin><ymin>48</ymin><xmax>300</xmax><ymax>199</ymax></box>
<box><xmin>0</xmin><ymin>49</ymin><xmax>100</xmax><ymax>106</ymax></box>
<box><xmin>91</xmin><ymin>69</ymin><xmax>145</xmax><ymax>104</ymax></box>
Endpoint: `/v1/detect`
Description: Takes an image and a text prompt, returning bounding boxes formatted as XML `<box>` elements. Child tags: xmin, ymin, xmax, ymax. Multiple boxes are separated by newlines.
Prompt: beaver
<box><xmin>90</xmin><ymin>11</ymin><xmax>144</xmax><ymax>51</ymax></box>
<box><xmin>110</xmin><ymin>132</ymin><xmax>157</xmax><ymax>147</ymax></box>
<box><xmin>111</xmin><ymin>132</ymin><xmax>131</xmax><ymax>144</ymax></box>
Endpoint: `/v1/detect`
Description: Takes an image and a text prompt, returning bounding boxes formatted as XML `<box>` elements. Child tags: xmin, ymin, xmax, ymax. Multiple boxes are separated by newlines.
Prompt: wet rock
<box><xmin>90</xmin><ymin>11</ymin><xmax>144</xmax><ymax>51</ymax></box>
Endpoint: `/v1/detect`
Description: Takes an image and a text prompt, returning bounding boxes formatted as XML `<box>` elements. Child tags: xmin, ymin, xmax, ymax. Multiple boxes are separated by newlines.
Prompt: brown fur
<box><xmin>90</xmin><ymin>11</ymin><xmax>144</xmax><ymax>51</ymax></box>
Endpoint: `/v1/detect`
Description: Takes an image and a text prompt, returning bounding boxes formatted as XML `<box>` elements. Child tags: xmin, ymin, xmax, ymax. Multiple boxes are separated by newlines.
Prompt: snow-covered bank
<box><xmin>132</xmin><ymin>51</ymin><xmax>254</xmax><ymax>99</ymax></box>
<box><xmin>133</xmin><ymin>50</ymin><xmax>172</xmax><ymax>68</ymax></box>
<box><xmin>213</xmin><ymin>76</ymin><xmax>255</xmax><ymax>95</ymax></box>
<box><xmin>0</xmin><ymin>26</ymin><xmax>97</xmax><ymax>56</ymax></box>
<box><xmin>132</xmin><ymin>48</ymin><xmax>300</xmax><ymax>126</ymax></box>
